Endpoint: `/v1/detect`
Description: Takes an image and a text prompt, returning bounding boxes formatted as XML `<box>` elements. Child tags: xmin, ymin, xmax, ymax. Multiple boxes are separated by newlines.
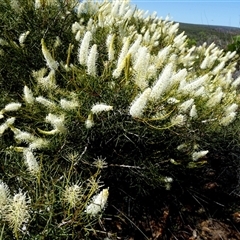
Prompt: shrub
<box><xmin>227</xmin><ymin>34</ymin><xmax>240</xmax><ymax>53</ymax></box>
<box><xmin>0</xmin><ymin>0</ymin><xmax>240</xmax><ymax>239</ymax></box>
<box><xmin>227</xmin><ymin>34</ymin><xmax>240</xmax><ymax>69</ymax></box>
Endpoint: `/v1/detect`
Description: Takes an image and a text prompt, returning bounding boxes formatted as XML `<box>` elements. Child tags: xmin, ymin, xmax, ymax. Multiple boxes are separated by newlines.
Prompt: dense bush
<box><xmin>227</xmin><ymin>34</ymin><xmax>240</xmax><ymax>70</ymax></box>
<box><xmin>227</xmin><ymin>34</ymin><xmax>240</xmax><ymax>53</ymax></box>
<box><xmin>0</xmin><ymin>0</ymin><xmax>240</xmax><ymax>239</ymax></box>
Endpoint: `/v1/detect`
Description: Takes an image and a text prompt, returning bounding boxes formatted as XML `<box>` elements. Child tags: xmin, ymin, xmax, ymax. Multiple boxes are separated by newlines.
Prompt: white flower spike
<box><xmin>86</xmin><ymin>188</ymin><xmax>109</xmax><ymax>216</ymax></box>
<box><xmin>91</xmin><ymin>103</ymin><xmax>113</xmax><ymax>114</ymax></box>
<box><xmin>130</xmin><ymin>88</ymin><xmax>151</xmax><ymax>118</ymax></box>
<box><xmin>23</xmin><ymin>149</ymin><xmax>40</xmax><ymax>176</ymax></box>
<box><xmin>41</xmin><ymin>39</ymin><xmax>59</xmax><ymax>71</ymax></box>
<box><xmin>23</xmin><ymin>86</ymin><xmax>35</xmax><ymax>104</ymax></box>
<box><xmin>4</xmin><ymin>103</ymin><xmax>22</xmax><ymax>112</ymax></box>
<box><xmin>5</xmin><ymin>191</ymin><xmax>30</xmax><ymax>232</ymax></box>
<box><xmin>192</xmin><ymin>150</ymin><xmax>209</xmax><ymax>161</ymax></box>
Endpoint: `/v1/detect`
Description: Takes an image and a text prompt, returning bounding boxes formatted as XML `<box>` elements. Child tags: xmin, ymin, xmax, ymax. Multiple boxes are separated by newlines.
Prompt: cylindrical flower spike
<box><xmin>19</xmin><ymin>31</ymin><xmax>30</xmax><ymax>47</ymax></box>
<box><xmin>28</xmin><ymin>138</ymin><xmax>49</xmax><ymax>150</ymax></box>
<box><xmin>4</xmin><ymin>191</ymin><xmax>30</xmax><ymax>234</ymax></box>
<box><xmin>130</xmin><ymin>88</ymin><xmax>151</xmax><ymax>118</ymax></box>
<box><xmin>23</xmin><ymin>86</ymin><xmax>35</xmax><ymax>104</ymax></box>
<box><xmin>224</xmin><ymin>103</ymin><xmax>238</xmax><ymax>115</ymax></box>
<box><xmin>36</xmin><ymin>96</ymin><xmax>56</xmax><ymax>108</ymax></box>
<box><xmin>63</xmin><ymin>184</ymin><xmax>82</xmax><ymax>209</ymax></box>
<box><xmin>60</xmin><ymin>99</ymin><xmax>79</xmax><ymax>110</ymax></box>
<box><xmin>91</xmin><ymin>103</ymin><xmax>113</xmax><ymax>114</ymax></box>
<box><xmin>0</xmin><ymin>117</ymin><xmax>16</xmax><ymax>136</ymax></box>
<box><xmin>206</xmin><ymin>87</ymin><xmax>224</xmax><ymax>108</ymax></box>
<box><xmin>14</xmin><ymin>130</ymin><xmax>35</xmax><ymax>143</ymax></box>
<box><xmin>192</xmin><ymin>150</ymin><xmax>209</xmax><ymax>161</ymax></box>
<box><xmin>219</xmin><ymin>112</ymin><xmax>237</xmax><ymax>126</ymax></box>
<box><xmin>190</xmin><ymin>105</ymin><xmax>198</xmax><ymax>119</ymax></box>
<box><xmin>212</xmin><ymin>61</ymin><xmax>225</xmax><ymax>75</ymax></box>
<box><xmin>0</xmin><ymin>180</ymin><xmax>10</xmax><ymax>209</ymax></box>
<box><xmin>150</xmin><ymin>63</ymin><xmax>173</xmax><ymax>101</ymax></box>
<box><xmin>178</xmin><ymin>99</ymin><xmax>194</xmax><ymax>113</ymax></box>
<box><xmin>86</xmin><ymin>188</ymin><xmax>109</xmax><ymax>216</ymax></box>
<box><xmin>87</xmin><ymin>44</ymin><xmax>98</xmax><ymax>77</ymax></box>
<box><xmin>112</xmin><ymin>37</ymin><xmax>130</xmax><ymax>78</ymax></box>
<box><xmin>78</xmin><ymin>31</ymin><xmax>92</xmax><ymax>66</ymax></box>
<box><xmin>45</xmin><ymin>113</ymin><xmax>66</xmax><ymax>133</ymax></box>
<box><xmin>23</xmin><ymin>149</ymin><xmax>40</xmax><ymax>176</ymax></box>
<box><xmin>85</xmin><ymin>114</ymin><xmax>94</xmax><ymax>129</ymax></box>
<box><xmin>106</xmin><ymin>34</ymin><xmax>115</xmax><ymax>61</ymax></box>
<box><xmin>37</xmin><ymin>69</ymin><xmax>57</xmax><ymax>90</ymax></box>
<box><xmin>4</xmin><ymin>103</ymin><xmax>22</xmax><ymax>112</ymax></box>
<box><xmin>128</xmin><ymin>34</ymin><xmax>142</xmax><ymax>56</ymax></box>
<box><xmin>133</xmin><ymin>46</ymin><xmax>150</xmax><ymax>90</ymax></box>
<box><xmin>178</xmin><ymin>75</ymin><xmax>208</xmax><ymax>94</ymax></box>
<box><xmin>41</xmin><ymin>39</ymin><xmax>59</xmax><ymax>71</ymax></box>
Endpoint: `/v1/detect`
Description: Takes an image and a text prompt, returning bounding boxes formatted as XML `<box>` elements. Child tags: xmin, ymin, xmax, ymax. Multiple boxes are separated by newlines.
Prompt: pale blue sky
<box><xmin>131</xmin><ymin>1</ymin><xmax>240</xmax><ymax>28</ymax></box>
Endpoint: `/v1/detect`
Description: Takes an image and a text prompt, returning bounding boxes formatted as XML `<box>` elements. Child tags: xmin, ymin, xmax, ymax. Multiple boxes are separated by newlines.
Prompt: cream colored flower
<box><xmin>78</xmin><ymin>31</ymin><xmax>92</xmax><ymax>66</ymax></box>
<box><xmin>41</xmin><ymin>39</ymin><xmax>59</xmax><ymax>71</ymax></box>
<box><xmin>150</xmin><ymin>63</ymin><xmax>173</xmax><ymax>101</ymax></box>
<box><xmin>178</xmin><ymin>99</ymin><xmax>194</xmax><ymax>113</ymax></box>
<box><xmin>106</xmin><ymin>34</ymin><xmax>115</xmax><ymax>61</ymax></box>
<box><xmin>93</xmin><ymin>157</ymin><xmax>108</xmax><ymax>169</ymax></box>
<box><xmin>19</xmin><ymin>31</ymin><xmax>30</xmax><ymax>47</ymax></box>
<box><xmin>14</xmin><ymin>130</ymin><xmax>35</xmax><ymax>143</ymax></box>
<box><xmin>45</xmin><ymin>113</ymin><xmax>66</xmax><ymax>133</ymax></box>
<box><xmin>189</xmin><ymin>105</ymin><xmax>198</xmax><ymax>119</ymax></box>
<box><xmin>86</xmin><ymin>188</ymin><xmax>109</xmax><ymax>216</ymax></box>
<box><xmin>36</xmin><ymin>96</ymin><xmax>56</xmax><ymax>108</ymax></box>
<box><xmin>91</xmin><ymin>103</ymin><xmax>113</xmax><ymax>114</ymax></box>
<box><xmin>85</xmin><ymin>114</ymin><xmax>94</xmax><ymax>129</ymax></box>
<box><xmin>0</xmin><ymin>118</ymin><xmax>16</xmax><ymax>135</ymax></box>
<box><xmin>29</xmin><ymin>138</ymin><xmax>49</xmax><ymax>150</ymax></box>
<box><xmin>192</xmin><ymin>150</ymin><xmax>208</xmax><ymax>161</ymax></box>
<box><xmin>87</xmin><ymin>44</ymin><xmax>98</xmax><ymax>77</ymax></box>
<box><xmin>0</xmin><ymin>180</ymin><xmax>10</xmax><ymax>209</ymax></box>
<box><xmin>112</xmin><ymin>37</ymin><xmax>130</xmax><ymax>78</ymax></box>
<box><xmin>171</xmin><ymin>114</ymin><xmax>186</xmax><ymax>126</ymax></box>
<box><xmin>23</xmin><ymin>149</ymin><xmax>40</xmax><ymax>176</ymax></box>
<box><xmin>23</xmin><ymin>86</ymin><xmax>35</xmax><ymax>104</ymax></box>
<box><xmin>60</xmin><ymin>99</ymin><xmax>79</xmax><ymax>110</ymax></box>
<box><xmin>130</xmin><ymin>88</ymin><xmax>151</xmax><ymax>118</ymax></box>
<box><xmin>37</xmin><ymin>69</ymin><xmax>57</xmax><ymax>90</ymax></box>
<box><xmin>63</xmin><ymin>184</ymin><xmax>82</xmax><ymax>208</ymax></box>
<box><xmin>4</xmin><ymin>103</ymin><xmax>22</xmax><ymax>112</ymax></box>
<box><xmin>5</xmin><ymin>191</ymin><xmax>30</xmax><ymax>233</ymax></box>
<box><xmin>219</xmin><ymin>112</ymin><xmax>237</xmax><ymax>126</ymax></box>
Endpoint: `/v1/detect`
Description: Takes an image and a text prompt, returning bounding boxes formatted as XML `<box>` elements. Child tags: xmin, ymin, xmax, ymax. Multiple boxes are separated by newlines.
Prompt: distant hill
<box><xmin>178</xmin><ymin>22</ymin><xmax>240</xmax><ymax>48</ymax></box>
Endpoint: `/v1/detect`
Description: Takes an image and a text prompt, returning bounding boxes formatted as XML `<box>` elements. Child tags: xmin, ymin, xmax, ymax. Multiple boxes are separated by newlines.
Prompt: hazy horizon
<box><xmin>131</xmin><ymin>1</ymin><xmax>240</xmax><ymax>28</ymax></box>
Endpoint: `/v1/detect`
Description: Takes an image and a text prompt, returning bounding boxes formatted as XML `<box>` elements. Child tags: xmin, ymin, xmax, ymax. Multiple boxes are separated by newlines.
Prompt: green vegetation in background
<box><xmin>178</xmin><ymin>22</ymin><xmax>240</xmax><ymax>48</ymax></box>
<box><xmin>228</xmin><ymin>35</ymin><xmax>240</xmax><ymax>52</ymax></box>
